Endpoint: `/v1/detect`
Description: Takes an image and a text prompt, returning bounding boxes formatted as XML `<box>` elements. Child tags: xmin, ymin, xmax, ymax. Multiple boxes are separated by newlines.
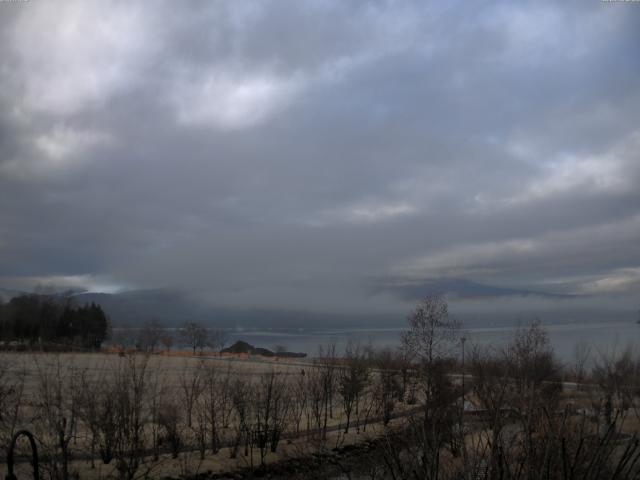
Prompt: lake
<box><xmin>226</xmin><ymin>319</ymin><xmax>640</xmax><ymax>364</ymax></box>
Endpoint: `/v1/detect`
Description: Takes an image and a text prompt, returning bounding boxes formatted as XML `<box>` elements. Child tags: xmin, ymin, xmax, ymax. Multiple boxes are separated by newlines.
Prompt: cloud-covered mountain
<box><xmin>0</xmin><ymin>288</ymin><xmax>25</xmax><ymax>303</ymax></box>
<box><xmin>73</xmin><ymin>287</ymin><xmax>638</xmax><ymax>329</ymax></box>
<box><xmin>1</xmin><ymin>286</ymin><xmax>634</xmax><ymax>330</ymax></box>
<box><xmin>72</xmin><ymin>289</ymin><xmax>397</xmax><ymax>329</ymax></box>
<box><xmin>377</xmin><ymin>278</ymin><xmax>578</xmax><ymax>301</ymax></box>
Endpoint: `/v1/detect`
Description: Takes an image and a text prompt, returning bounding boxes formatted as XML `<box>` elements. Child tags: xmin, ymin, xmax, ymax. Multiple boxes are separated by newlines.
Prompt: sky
<box><xmin>0</xmin><ymin>0</ymin><xmax>639</xmax><ymax>318</ymax></box>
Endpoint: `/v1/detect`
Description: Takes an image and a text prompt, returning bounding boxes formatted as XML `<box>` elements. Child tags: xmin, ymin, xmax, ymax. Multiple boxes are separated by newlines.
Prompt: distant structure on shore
<box><xmin>221</xmin><ymin>340</ymin><xmax>307</xmax><ymax>358</ymax></box>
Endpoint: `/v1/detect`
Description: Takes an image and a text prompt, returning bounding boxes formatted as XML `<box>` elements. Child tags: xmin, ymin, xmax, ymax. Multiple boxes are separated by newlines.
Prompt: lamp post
<box><xmin>461</xmin><ymin>336</ymin><xmax>467</xmax><ymax>411</ymax></box>
<box><xmin>454</xmin><ymin>335</ymin><xmax>468</xmax><ymax>457</ymax></box>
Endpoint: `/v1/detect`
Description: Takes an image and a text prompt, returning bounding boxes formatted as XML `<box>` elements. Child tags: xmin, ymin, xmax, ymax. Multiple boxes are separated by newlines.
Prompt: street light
<box><xmin>461</xmin><ymin>336</ymin><xmax>467</xmax><ymax>411</ymax></box>
<box><xmin>454</xmin><ymin>335</ymin><xmax>468</xmax><ymax>456</ymax></box>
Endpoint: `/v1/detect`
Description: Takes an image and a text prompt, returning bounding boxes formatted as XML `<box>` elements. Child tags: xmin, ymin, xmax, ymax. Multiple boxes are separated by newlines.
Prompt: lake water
<box><xmin>226</xmin><ymin>319</ymin><xmax>640</xmax><ymax>364</ymax></box>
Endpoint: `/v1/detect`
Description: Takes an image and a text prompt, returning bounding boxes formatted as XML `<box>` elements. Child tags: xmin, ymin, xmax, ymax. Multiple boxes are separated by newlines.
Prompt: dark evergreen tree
<box><xmin>0</xmin><ymin>294</ymin><xmax>110</xmax><ymax>350</ymax></box>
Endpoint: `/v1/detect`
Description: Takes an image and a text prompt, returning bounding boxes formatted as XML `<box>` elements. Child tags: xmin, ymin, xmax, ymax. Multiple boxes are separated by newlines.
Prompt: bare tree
<box><xmin>273</xmin><ymin>344</ymin><xmax>288</xmax><ymax>355</ymax></box>
<box><xmin>465</xmin><ymin>322</ymin><xmax>561</xmax><ymax>479</ymax></box>
<box><xmin>158</xmin><ymin>399</ymin><xmax>182</xmax><ymax>459</ymax></box>
<box><xmin>193</xmin><ymin>387</ymin><xmax>208</xmax><ymax>461</ymax></box>
<box><xmin>206</xmin><ymin>328</ymin><xmax>228</xmax><ymax>353</ymax></box>
<box><xmin>401</xmin><ymin>295</ymin><xmax>460</xmax><ymax>366</ymax></box>
<box><xmin>395</xmin><ymin>346</ymin><xmax>416</xmax><ymax>404</ymax></box>
<box><xmin>180</xmin><ymin>321</ymin><xmax>208</xmax><ymax>354</ymax></box>
<box><xmin>468</xmin><ymin>345</ymin><xmax>513</xmax><ymax>476</ymax></box>
<box><xmin>33</xmin><ymin>356</ymin><xmax>83</xmax><ymax>480</ymax></box>
<box><xmin>592</xmin><ymin>345</ymin><xmax>639</xmax><ymax>430</ymax></box>
<box><xmin>506</xmin><ymin>321</ymin><xmax>561</xmax><ymax>443</ymax></box>
<box><xmin>507</xmin><ymin>320</ymin><xmax>558</xmax><ymax>394</ymax></box>
<box><xmin>251</xmin><ymin>370</ymin><xmax>291</xmax><ymax>465</ymax></box>
<box><xmin>146</xmin><ymin>364</ymin><xmax>167</xmax><ymax>461</ymax></box>
<box><xmin>373</xmin><ymin>297</ymin><xmax>462</xmax><ymax>479</ymax></box>
<box><xmin>372</xmin><ymin>349</ymin><xmax>399</xmax><ymax>427</ymax></box>
<box><xmin>112</xmin><ymin>355</ymin><xmax>150</xmax><ymax>480</ymax></box>
<box><xmin>338</xmin><ymin>340</ymin><xmax>370</xmax><ymax>433</ymax></box>
<box><xmin>569</xmin><ymin>340</ymin><xmax>592</xmax><ymax>384</ymax></box>
<box><xmin>230</xmin><ymin>376</ymin><xmax>251</xmax><ymax>459</ymax></box>
<box><xmin>307</xmin><ymin>365</ymin><xmax>329</xmax><ymax>441</ymax></box>
<box><xmin>160</xmin><ymin>330</ymin><xmax>174</xmax><ymax>353</ymax></box>
<box><xmin>197</xmin><ymin>360</ymin><xmax>235</xmax><ymax>457</ymax></box>
<box><xmin>111</xmin><ymin>326</ymin><xmax>136</xmax><ymax>354</ymax></box>
<box><xmin>78</xmin><ymin>367</ymin><xmax>119</xmax><ymax>466</ymax></box>
<box><xmin>318</xmin><ymin>342</ymin><xmax>338</xmax><ymax>420</ymax></box>
<box><xmin>201</xmin><ymin>362</ymin><xmax>221</xmax><ymax>455</ymax></box>
<box><xmin>136</xmin><ymin>319</ymin><xmax>165</xmax><ymax>353</ymax></box>
<box><xmin>291</xmin><ymin>368</ymin><xmax>309</xmax><ymax>435</ymax></box>
<box><xmin>214</xmin><ymin>362</ymin><xmax>235</xmax><ymax>430</ymax></box>
<box><xmin>307</xmin><ymin>344</ymin><xmax>338</xmax><ymax>442</ymax></box>
<box><xmin>401</xmin><ymin>296</ymin><xmax>460</xmax><ymax>435</ymax></box>
<box><xmin>179</xmin><ymin>361</ymin><xmax>203</xmax><ymax>428</ymax></box>
<box><xmin>0</xmin><ymin>357</ymin><xmax>26</xmax><ymax>454</ymax></box>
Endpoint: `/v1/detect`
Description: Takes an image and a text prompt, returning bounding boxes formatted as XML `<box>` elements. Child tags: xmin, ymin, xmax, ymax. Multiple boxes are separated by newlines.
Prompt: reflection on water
<box><xmin>226</xmin><ymin>320</ymin><xmax>640</xmax><ymax>362</ymax></box>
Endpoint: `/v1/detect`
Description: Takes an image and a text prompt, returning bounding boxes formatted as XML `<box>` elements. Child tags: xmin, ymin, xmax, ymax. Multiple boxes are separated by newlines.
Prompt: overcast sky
<box><xmin>1</xmin><ymin>0</ymin><xmax>639</xmax><ymax>316</ymax></box>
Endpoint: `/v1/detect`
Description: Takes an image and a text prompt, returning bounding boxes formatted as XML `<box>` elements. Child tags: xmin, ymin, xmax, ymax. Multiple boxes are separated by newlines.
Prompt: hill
<box><xmin>222</xmin><ymin>340</ymin><xmax>307</xmax><ymax>358</ymax></box>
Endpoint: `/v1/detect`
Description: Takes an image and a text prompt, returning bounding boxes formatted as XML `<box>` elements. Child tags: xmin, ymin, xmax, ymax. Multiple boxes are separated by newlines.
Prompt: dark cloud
<box><xmin>0</xmin><ymin>0</ymin><xmax>639</xmax><ymax>317</ymax></box>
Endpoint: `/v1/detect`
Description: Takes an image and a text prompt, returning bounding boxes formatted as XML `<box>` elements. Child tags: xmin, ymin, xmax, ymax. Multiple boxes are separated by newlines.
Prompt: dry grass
<box><xmin>0</xmin><ymin>351</ymin><xmax>404</xmax><ymax>480</ymax></box>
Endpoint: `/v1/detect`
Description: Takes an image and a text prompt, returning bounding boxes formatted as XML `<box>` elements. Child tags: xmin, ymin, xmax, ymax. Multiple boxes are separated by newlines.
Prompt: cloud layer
<box><xmin>1</xmin><ymin>0</ymin><xmax>639</xmax><ymax>317</ymax></box>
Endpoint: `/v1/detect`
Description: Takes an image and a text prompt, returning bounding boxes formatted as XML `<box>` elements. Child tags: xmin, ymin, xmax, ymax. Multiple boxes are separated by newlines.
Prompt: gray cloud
<box><xmin>1</xmin><ymin>0</ymin><xmax>639</xmax><ymax>318</ymax></box>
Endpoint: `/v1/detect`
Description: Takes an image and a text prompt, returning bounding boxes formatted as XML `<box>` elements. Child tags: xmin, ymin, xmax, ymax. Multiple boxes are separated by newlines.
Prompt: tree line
<box><xmin>0</xmin><ymin>294</ymin><xmax>110</xmax><ymax>350</ymax></box>
<box><xmin>112</xmin><ymin>319</ymin><xmax>227</xmax><ymax>354</ymax></box>
<box><xmin>2</xmin><ymin>295</ymin><xmax>640</xmax><ymax>479</ymax></box>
